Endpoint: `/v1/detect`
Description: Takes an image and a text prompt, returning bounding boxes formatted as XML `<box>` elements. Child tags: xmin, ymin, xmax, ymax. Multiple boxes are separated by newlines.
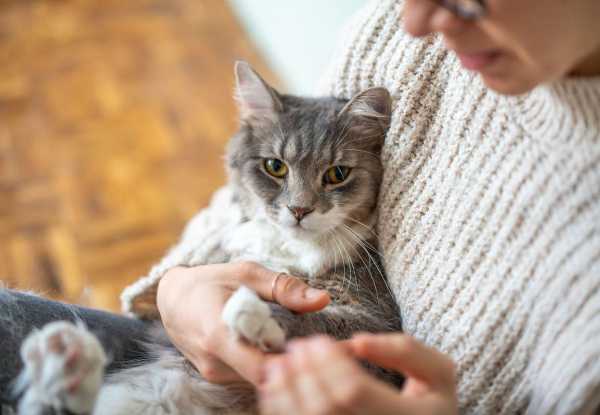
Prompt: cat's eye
<box><xmin>324</xmin><ymin>166</ymin><xmax>351</xmax><ymax>185</ymax></box>
<box><xmin>264</xmin><ymin>158</ymin><xmax>288</xmax><ymax>178</ymax></box>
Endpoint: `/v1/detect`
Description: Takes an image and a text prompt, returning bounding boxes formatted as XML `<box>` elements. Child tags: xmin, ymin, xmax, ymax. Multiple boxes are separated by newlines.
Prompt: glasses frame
<box><xmin>437</xmin><ymin>0</ymin><xmax>487</xmax><ymax>20</ymax></box>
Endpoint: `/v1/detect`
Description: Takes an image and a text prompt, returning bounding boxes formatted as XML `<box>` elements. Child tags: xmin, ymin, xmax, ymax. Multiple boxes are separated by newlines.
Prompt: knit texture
<box><xmin>121</xmin><ymin>1</ymin><xmax>600</xmax><ymax>413</ymax></box>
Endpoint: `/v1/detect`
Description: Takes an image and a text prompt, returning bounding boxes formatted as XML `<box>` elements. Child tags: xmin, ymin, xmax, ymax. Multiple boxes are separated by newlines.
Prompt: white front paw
<box><xmin>222</xmin><ymin>286</ymin><xmax>285</xmax><ymax>352</ymax></box>
<box><xmin>18</xmin><ymin>321</ymin><xmax>107</xmax><ymax>415</ymax></box>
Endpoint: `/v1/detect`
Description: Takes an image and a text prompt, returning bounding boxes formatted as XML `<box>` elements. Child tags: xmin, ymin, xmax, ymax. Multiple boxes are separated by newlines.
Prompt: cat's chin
<box><xmin>280</xmin><ymin>223</ymin><xmax>324</xmax><ymax>241</ymax></box>
<box><xmin>282</xmin><ymin>224</ymin><xmax>313</xmax><ymax>237</ymax></box>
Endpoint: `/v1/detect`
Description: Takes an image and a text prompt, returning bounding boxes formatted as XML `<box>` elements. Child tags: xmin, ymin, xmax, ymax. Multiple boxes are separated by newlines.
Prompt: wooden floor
<box><xmin>0</xmin><ymin>0</ymin><xmax>276</xmax><ymax>312</ymax></box>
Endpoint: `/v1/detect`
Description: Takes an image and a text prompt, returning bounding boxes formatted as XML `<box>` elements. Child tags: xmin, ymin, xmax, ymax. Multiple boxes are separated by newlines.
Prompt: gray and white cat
<box><xmin>14</xmin><ymin>62</ymin><xmax>402</xmax><ymax>415</ymax></box>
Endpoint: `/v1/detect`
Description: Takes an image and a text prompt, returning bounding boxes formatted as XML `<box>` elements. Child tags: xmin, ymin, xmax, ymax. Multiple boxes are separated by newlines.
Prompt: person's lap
<box><xmin>0</xmin><ymin>289</ymin><xmax>152</xmax><ymax>405</ymax></box>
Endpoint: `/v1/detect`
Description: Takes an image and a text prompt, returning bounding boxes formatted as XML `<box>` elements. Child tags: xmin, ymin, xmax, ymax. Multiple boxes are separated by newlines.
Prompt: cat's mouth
<box><xmin>283</xmin><ymin>221</ymin><xmax>314</xmax><ymax>235</ymax></box>
<box><xmin>278</xmin><ymin>219</ymin><xmax>342</xmax><ymax>242</ymax></box>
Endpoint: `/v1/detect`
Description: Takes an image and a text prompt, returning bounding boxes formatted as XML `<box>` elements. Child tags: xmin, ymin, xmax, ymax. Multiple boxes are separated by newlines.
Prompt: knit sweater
<box><xmin>121</xmin><ymin>1</ymin><xmax>600</xmax><ymax>413</ymax></box>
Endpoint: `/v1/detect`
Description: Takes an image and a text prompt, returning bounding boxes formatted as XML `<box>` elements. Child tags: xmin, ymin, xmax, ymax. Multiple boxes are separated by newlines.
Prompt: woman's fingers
<box><xmin>262</xmin><ymin>338</ymin><xmax>353</xmax><ymax>415</ymax></box>
<box><xmin>296</xmin><ymin>337</ymin><xmax>445</xmax><ymax>415</ymax></box>
<box><xmin>261</xmin><ymin>337</ymin><xmax>415</xmax><ymax>415</ymax></box>
<box><xmin>189</xmin><ymin>348</ymin><xmax>246</xmax><ymax>384</ymax></box>
<box><xmin>260</xmin><ymin>335</ymin><xmax>458</xmax><ymax>415</ymax></box>
<box><xmin>260</xmin><ymin>356</ymin><xmax>302</xmax><ymax>415</ymax></box>
<box><xmin>217</xmin><ymin>329</ymin><xmax>271</xmax><ymax>383</ymax></box>
<box><xmin>234</xmin><ymin>261</ymin><xmax>330</xmax><ymax>312</ymax></box>
<box><xmin>349</xmin><ymin>333</ymin><xmax>456</xmax><ymax>391</ymax></box>
<box><xmin>287</xmin><ymin>340</ymin><xmax>335</xmax><ymax>414</ymax></box>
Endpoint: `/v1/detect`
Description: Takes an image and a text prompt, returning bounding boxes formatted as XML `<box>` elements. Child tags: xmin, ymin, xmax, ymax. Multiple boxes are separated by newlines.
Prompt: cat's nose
<box><xmin>287</xmin><ymin>206</ymin><xmax>315</xmax><ymax>221</ymax></box>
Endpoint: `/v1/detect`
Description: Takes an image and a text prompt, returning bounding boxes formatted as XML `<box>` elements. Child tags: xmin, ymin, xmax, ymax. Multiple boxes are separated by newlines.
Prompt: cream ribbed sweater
<box><xmin>121</xmin><ymin>1</ymin><xmax>600</xmax><ymax>413</ymax></box>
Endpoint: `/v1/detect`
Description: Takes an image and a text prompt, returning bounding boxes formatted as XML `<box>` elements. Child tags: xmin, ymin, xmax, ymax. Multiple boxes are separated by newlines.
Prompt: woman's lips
<box><xmin>456</xmin><ymin>50</ymin><xmax>502</xmax><ymax>71</ymax></box>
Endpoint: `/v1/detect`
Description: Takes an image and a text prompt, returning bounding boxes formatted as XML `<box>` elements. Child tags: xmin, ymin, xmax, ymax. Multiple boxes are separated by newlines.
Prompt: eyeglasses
<box><xmin>437</xmin><ymin>0</ymin><xmax>487</xmax><ymax>20</ymax></box>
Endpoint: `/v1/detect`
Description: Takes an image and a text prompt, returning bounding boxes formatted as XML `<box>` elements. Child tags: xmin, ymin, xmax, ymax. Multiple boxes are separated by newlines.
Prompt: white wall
<box><xmin>227</xmin><ymin>1</ymin><xmax>366</xmax><ymax>94</ymax></box>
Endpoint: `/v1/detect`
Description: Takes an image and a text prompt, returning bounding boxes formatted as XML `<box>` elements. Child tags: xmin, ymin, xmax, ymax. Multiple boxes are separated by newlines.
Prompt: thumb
<box><xmin>237</xmin><ymin>262</ymin><xmax>330</xmax><ymax>313</ymax></box>
<box><xmin>349</xmin><ymin>333</ymin><xmax>455</xmax><ymax>389</ymax></box>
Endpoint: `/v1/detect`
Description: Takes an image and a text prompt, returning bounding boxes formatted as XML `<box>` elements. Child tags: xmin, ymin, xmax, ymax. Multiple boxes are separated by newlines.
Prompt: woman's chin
<box><xmin>468</xmin><ymin>54</ymin><xmax>543</xmax><ymax>95</ymax></box>
<box><xmin>480</xmin><ymin>73</ymin><xmax>539</xmax><ymax>96</ymax></box>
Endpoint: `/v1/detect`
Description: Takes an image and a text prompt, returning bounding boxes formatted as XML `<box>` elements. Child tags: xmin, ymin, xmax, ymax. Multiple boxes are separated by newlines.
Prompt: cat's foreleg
<box><xmin>222</xmin><ymin>286</ymin><xmax>399</xmax><ymax>352</ymax></box>
<box><xmin>16</xmin><ymin>321</ymin><xmax>107</xmax><ymax>415</ymax></box>
<box><xmin>222</xmin><ymin>286</ymin><xmax>285</xmax><ymax>352</ymax></box>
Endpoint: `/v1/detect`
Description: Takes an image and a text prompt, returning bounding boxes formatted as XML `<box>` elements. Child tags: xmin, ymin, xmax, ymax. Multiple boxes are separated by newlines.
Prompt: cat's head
<box><xmin>226</xmin><ymin>62</ymin><xmax>392</xmax><ymax>241</ymax></box>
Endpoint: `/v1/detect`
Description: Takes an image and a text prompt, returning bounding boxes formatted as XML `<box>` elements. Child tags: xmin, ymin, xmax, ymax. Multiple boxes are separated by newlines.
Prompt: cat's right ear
<box><xmin>337</xmin><ymin>87</ymin><xmax>392</xmax><ymax>137</ymax></box>
<box><xmin>234</xmin><ymin>61</ymin><xmax>283</xmax><ymax>124</ymax></box>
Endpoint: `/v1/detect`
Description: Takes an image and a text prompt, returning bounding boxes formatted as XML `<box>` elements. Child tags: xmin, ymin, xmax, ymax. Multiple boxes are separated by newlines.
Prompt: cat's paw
<box><xmin>18</xmin><ymin>321</ymin><xmax>107</xmax><ymax>415</ymax></box>
<box><xmin>222</xmin><ymin>286</ymin><xmax>285</xmax><ymax>352</ymax></box>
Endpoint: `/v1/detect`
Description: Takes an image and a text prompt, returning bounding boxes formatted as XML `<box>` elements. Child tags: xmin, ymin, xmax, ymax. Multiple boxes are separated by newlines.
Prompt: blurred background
<box><xmin>0</xmin><ymin>0</ymin><xmax>365</xmax><ymax>311</ymax></box>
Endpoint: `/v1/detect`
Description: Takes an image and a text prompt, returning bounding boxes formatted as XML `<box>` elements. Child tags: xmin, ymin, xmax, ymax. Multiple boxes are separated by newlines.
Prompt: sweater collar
<box><xmin>508</xmin><ymin>77</ymin><xmax>600</xmax><ymax>143</ymax></box>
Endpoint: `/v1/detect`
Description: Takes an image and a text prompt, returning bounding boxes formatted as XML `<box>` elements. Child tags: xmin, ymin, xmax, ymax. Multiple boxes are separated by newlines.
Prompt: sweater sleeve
<box><xmin>120</xmin><ymin>186</ymin><xmax>242</xmax><ymax>318</ymax></box>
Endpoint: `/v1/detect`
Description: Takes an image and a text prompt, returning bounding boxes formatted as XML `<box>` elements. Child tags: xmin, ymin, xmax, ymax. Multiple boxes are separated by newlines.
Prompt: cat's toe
<box><xmin>222</xmin><ymin>286</ymin><xmax>285</xmax><ymax>352</ymax></box>
<box><xmin>18</xmin><ymin>321</ymin><xmax>107</xmax><ymax>415</ymax></box>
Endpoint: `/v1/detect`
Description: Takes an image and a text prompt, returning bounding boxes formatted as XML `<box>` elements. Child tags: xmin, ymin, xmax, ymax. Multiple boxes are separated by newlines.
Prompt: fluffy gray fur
<box><xmin>14</xmin><ymin>62</ymin><xmax>402</xmax><ymax>415</ymax></box>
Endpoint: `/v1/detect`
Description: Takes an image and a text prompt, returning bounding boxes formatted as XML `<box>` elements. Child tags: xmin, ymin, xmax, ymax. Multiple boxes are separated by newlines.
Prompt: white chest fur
<box><xmin>222</xmin><ymin>219</ymin><xmax>336</xmax><ymax>277</ymax></box>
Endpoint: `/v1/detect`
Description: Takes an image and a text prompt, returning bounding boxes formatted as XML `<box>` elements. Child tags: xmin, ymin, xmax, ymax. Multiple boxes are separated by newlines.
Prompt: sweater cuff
<box><xmin>120</xmin><ymin>250</ymin><xmax>194</xmax><ymax>319</ymax></box>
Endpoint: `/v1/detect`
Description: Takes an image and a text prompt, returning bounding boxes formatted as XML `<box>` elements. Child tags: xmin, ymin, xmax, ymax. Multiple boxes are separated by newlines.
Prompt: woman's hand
<box><xmin>259</xmin><ymin>334</ymin><xmax>457</xmax><ymax>415</ymax></box>
<box><xmin>156</xmin><ymin>262</ymin><xmax>330</xmax><ymax>385</ymax></box>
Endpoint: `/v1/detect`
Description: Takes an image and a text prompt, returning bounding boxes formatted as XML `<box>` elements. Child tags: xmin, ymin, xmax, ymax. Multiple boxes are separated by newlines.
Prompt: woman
<box><xmin>147</xmin><ymin>0</ymin><xmax>600</xmax><ymax>413</ymax></box>
<box><xmin>2</xmin><ymin>0</ymin><xmax>599</xmax><ymax>414</ymax></box>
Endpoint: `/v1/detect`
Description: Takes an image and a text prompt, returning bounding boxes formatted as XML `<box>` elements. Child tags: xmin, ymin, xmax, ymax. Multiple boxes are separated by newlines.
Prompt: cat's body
<box><xmin>14</xmin><ymin>62</ymin><xmax>402</xmax><ymax>415</ymax></box>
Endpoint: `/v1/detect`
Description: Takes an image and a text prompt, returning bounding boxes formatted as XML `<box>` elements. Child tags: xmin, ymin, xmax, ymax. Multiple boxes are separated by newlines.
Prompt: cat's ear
<box><xmin>234</xmin><ymin>61</ymin><xmax>283</xmax><ymax>124</ymax></box>
<box><xmin>337</xmin><ymin>87</ymin><xmax>392</xmax><ymax>139</ymax></box>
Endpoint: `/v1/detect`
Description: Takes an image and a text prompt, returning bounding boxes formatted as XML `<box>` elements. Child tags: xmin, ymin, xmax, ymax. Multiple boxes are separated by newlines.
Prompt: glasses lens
<box><xmin>439</xmin><ymin>0</ymin><xmax>486</xmax><ymax>19</ymax></box>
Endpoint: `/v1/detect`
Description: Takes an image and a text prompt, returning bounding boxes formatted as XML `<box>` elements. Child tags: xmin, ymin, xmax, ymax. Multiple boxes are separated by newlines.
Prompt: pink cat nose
<box><xmin>287</xmin><ymin>206</ymin><xmax>315</xmax><ymax>221</ymax></box>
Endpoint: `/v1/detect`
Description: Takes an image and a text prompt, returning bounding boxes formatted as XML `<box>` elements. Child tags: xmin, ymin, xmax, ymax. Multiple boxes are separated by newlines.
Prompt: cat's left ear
<box><xmin>337</xmin><ymin>87</ymin><xmax>392</xmax><ymax>140</ymax></box>
<box><xmin>234</xmin><ymin>61</ymin><xmax>283</xmax><ymax>124</ymax></box>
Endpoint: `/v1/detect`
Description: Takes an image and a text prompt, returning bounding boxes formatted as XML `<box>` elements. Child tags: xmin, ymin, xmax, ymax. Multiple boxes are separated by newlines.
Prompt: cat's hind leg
<box><xmin>222</xmin><ymin>286</ymin><xmax>285</xmax><ymax>352</ymax></box>
<box><xmin>93</xmin><ymin>354</ymin><xmax>256</xmax><ymax>415</ymax></box>
<box><xmin>16</xmin><ymin>321</ymin><xmax>107</xmax><ymax>415</ymax></box>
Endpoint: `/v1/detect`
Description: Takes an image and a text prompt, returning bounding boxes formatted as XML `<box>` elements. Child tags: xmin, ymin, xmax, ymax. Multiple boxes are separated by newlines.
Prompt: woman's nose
<box><xmin>403</xmin><ymin>0</ymin><xmax>467</xmax><ymax>37</ymax></box>
<box><xmin>430</xmin><ymin>7</ymin><xmax>468</xmax><ymax>35</ymax></box>
<box><xmin>403</xmin><ymin>0</ymin><xmax>437</xmax><ymax>37</ymax></box>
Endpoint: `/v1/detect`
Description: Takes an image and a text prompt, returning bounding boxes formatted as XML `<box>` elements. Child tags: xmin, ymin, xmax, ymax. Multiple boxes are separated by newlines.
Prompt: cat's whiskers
<box><xmin>341</xmin><ymin>224</ymin><xmax>394</xmax><ymax>300</ymax></box>
<box><xmin>343</xmin><ymin>148</ymin><xmax>381</xmax><ymax>160</ymax></box>
<box><xmin>346</xmin><ymin>216</ymin><xmax>379</xmax><ymax>238</ymax></box>
<box><xmin>328</xmin><ymin>230</ymin><xmax>351</xmax><ymax>295</ymax></box>
<box><xmin>344</xmin><ymin>225</ymin><xmax>389</xmax><ymax>285</ymax></box>
<box><xmin>332</xmin><ymin>228</ymin><xmax>359</xmax><ymax>294</ymax></box>
<box><xmin>333</xmin><ymin>112</ymin><xmax>355</xmax><ymax>149</ymax></box>
<box><xmin>315</xmin><ymin>126</ymin><xmax>329</xmax><ymax>149</ymax></box>
<box><xmin>341</xmin><ymin>223</ymin><xmax>384</xmax><ymax>267</ymax></box>
<box><xmin>276</xmin><ymin>119</ymin><xmax>286</xmax><ymax>143</ymax></box>
<box><xmin>326</xmin><ymin>229</ymin><xmax>346</xmax><ymax>290</ymax></box>
<box><xmin>338</xmin><ymin>224</ymin><xmax>381</xmax><ymax>302</ymax></box>
<box><xmin>342</xmin><ymin>226</ymin><xmax>379</xmax><ymax>302</ymax></box>
<box><xmin>325</xmin><ymin>228</ymin><xmax>341</xmax><ymax>278</ymax></box>
<box><xmin>338</xmin><ymin>216</ymin><xmax>380</xmax><ymax>253</ymax></box>
<box><xmin>336</xmin><ymin>228</ymin><xmax>360</xmax><ymax>296</ymax></box>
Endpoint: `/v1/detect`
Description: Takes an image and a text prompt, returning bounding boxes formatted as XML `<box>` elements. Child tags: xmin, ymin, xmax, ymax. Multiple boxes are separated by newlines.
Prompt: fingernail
<box><xmin>304</xmin><ymin>288</ymin><xmax>324</xmax><ymax>300</ymax></box>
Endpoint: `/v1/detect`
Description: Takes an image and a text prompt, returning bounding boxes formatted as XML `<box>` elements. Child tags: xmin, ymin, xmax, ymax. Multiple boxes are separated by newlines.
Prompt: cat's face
<box><xmin>227</xmin><ymin>62</ymin><xmax>391</xmax><ymax>240</ymax></box>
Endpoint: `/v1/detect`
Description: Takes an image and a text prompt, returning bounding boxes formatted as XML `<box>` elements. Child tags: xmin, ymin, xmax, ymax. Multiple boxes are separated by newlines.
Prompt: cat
<box><xmin>13</xmin><ymin>61</ymin><xmax>402</xmax><ymax>415</ymax></box>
